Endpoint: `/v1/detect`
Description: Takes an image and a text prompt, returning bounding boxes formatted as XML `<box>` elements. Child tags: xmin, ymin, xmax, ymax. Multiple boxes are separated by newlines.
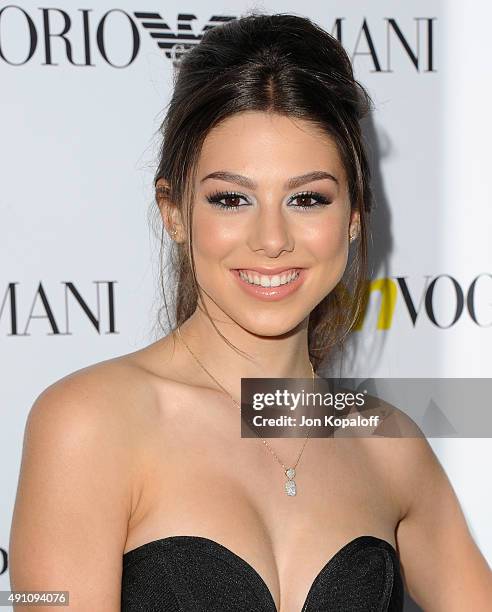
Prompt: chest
<box><xmin>124</xmin><ymin>392</ymin><xmax>402</xmax><ymax>611</ymax></box>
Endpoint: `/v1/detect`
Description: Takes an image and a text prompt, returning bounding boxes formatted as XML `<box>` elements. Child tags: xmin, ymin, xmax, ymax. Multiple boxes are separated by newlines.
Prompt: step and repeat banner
<box><xmin>1</xmin><ymin>1</ymin><xmax>491</xmax><ymax>609</ymax></box>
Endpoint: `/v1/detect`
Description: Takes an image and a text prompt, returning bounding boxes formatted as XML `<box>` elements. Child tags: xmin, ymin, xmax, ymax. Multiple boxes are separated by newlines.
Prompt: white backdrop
<box><xmin>1</xmin><ymin>1</ymin><xmax>491</xmax><ymax>609</ymax></box>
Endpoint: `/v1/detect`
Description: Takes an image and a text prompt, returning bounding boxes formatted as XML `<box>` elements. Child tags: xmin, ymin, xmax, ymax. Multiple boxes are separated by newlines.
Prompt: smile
<box><xmin>238</xmin><ymin>269</ymin><xmax>300</xmax><ymax>287</ymax></box>
<box><xmin>231</xmin><ymin>268</ymin><xmax>306</xmax><ymax>301</ymax></box>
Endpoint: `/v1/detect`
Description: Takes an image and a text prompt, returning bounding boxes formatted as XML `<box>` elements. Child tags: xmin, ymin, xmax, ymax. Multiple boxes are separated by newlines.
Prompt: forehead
<box><xmin>196</xmin><ymin>111</ymin><xmax>346</xmax><ymax>184</ymax></box>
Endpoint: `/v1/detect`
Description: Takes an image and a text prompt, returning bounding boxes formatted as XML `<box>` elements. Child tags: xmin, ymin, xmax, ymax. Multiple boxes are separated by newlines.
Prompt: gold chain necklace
<box><xmin>175</xmin><ymin>325</ymin><xmax>315</xmax><ymax>497</ymax></box>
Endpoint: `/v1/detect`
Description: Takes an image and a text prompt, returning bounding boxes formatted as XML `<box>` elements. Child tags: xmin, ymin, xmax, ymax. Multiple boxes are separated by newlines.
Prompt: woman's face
<box><xmin>184</xmin><ymin>111</ymin><xmax>358</xmax><ymax>336</ymax></box>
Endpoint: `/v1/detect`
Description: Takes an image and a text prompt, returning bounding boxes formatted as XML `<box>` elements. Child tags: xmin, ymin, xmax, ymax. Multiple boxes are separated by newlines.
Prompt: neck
<box><xmin>175</xmin><ymin>309</ymin><xmax>315</xmax><ymax>399</ymax></box>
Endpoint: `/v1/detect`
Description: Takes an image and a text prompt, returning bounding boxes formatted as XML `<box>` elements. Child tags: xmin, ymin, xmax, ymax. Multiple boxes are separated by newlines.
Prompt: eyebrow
<box><xmin>200</xmin><ymin>170</ymin><xmax>339</xmax><ymax>189</ymax></box>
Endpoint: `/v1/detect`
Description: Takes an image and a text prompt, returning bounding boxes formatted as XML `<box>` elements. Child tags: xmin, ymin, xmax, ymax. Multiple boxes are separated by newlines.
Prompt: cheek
<box><xmin>191</xmin><ymin>206</ymin><xmax>240</xmax><ymax>276</ymax></box>
<box><xmin>308</xmin><ymin>219</ymin><xmax>348</xmax><ymax>261</ymax></box>
<box><xmin>307</xmin><ymin>218</ymin><xmax>350</xmax><ymax>295</ymax></box>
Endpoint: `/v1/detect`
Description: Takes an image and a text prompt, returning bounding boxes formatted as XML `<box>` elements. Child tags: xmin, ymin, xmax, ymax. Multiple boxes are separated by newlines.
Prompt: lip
<box><xmin>231</xmin><ymin>268</ymin><xmax>306</xmax><ymax>301</ymax></box>
<box><xmin>235</xmin><ymin>266</ymin><xmax>303</xmax><ymax>275</ymax></box>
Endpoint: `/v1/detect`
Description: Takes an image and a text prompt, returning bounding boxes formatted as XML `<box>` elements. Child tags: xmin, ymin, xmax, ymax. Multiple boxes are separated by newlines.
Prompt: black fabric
<box><xmin>121</xmin><ymin>534</ymin><xmax>404</xmax><ymax>611</ymax></box>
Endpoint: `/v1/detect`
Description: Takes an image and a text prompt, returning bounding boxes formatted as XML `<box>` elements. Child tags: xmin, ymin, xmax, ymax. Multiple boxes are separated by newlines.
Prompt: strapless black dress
<box><xmin>121</xmin><ymin>534</ymin><xmax>404</xmax><ymax>611</ymax></box>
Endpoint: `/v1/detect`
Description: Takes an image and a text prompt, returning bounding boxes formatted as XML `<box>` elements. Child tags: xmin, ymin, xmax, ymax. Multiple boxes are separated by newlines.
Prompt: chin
<box><xmin>235</xmin><ymin>312</ymin><xmax>307</xmax><ymax>338</ymax></box>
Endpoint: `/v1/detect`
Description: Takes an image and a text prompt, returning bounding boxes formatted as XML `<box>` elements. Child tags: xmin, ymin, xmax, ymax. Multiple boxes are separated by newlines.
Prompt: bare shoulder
<box><xmin>373</xmin><ymin>399</ymin><xmax>435</xmax><ymax>485</ymax></box>
<box><xmin>31</xmin><ymin>350</ymin><xmax>160</xmax><ymax>431</ymax></box>
<box><xmin>8</xmin><ymin>346</ymin><xmax>168</xmax><ymax>610</ymax></box>
<box><xmin>358</xmin><ymin>398</ymin><xmax>436</xmax><ymax>519</ymax></box>
<box><xmin>23</xmin><ymin>332</ymin><xmax>188</xmax><ymax>460</ymax></box>
<box><xmin>20</xmin><ymin>353</ymin><xmax>162</xmax><ymax>478</ymax></box>
<box><xmin>25</xmin><ymin>345</ymin><xmax>176</xmax><ymax>498</ymax></box>
<box><xmin>359</xmin><ymin>401</ymin><xmax>492</xmax><ymax>608</ymax></box>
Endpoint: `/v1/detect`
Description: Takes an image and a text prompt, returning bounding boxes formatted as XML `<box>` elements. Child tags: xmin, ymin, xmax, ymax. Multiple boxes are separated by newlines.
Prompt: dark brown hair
<box><xmin>151</xmin><ymin>12</ymin><xmax>373</xmax><ymax>370</ymax></box>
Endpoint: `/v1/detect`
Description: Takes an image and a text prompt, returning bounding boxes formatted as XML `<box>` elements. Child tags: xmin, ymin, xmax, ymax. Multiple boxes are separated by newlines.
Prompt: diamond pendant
<box><xmin>284</xmin><ymin>467</ymin><xmax>297</xmax><ymax>496</ymax></box>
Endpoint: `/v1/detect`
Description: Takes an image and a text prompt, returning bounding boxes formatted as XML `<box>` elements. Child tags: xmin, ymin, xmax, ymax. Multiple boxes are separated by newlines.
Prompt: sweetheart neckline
<box><xmin>122</xmin><ymin>534</ymin><xmax>400</xmax><ymax>612</ymax></box>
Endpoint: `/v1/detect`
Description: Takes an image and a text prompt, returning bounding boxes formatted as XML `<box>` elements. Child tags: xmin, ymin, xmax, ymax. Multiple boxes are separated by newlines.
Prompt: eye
<box><xmin>288</xmin><ymin>191</ymin><xmax>332</xmax><ymax>209</ymax></box>
<box><xmin>205</xmin><ymin>189</ymin><xmax>332</xmax><ymax>211</ymax></box>
<box><xmin>206</xmin><ymin>190</ymin><xmax>249</xmax><ymax>211</ymax></box>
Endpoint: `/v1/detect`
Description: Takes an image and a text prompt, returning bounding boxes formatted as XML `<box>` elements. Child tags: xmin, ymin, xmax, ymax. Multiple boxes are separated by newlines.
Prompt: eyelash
<box><xmin>205</xmin><ymin>190</ymin><xmax>332</xmax><ymax>211</ymax></box>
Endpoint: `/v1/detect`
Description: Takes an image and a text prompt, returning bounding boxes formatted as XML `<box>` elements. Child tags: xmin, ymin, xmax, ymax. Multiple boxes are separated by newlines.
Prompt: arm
<box><xmin>8</xmin><ymin>367</ymin><xmax>141</xmax><ymax>611</ymax></box>
<box><xmin>394</xmin><ymin>435</ymin><xmax>492</xmax><ymax>610</ymax></box>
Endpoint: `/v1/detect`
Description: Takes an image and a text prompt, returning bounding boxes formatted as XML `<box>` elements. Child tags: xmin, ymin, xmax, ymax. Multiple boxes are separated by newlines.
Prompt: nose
<box><xmin>248</xmin><ymin>203</ymin><xmax>294</xmax><ymax>257</ymax></box>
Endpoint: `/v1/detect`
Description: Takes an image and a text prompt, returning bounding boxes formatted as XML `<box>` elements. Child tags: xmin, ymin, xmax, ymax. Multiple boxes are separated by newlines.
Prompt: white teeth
<box><xmin>238</xmin><ymin>269</ymin><xmax>300</xmax><ymax>287</ymax></box>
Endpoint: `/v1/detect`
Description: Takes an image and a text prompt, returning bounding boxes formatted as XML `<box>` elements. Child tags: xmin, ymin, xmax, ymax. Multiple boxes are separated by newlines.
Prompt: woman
<box><xmin>9</xmin><ymin>12</ymin><xmax>492</xmax><ymax>612</ymax></box>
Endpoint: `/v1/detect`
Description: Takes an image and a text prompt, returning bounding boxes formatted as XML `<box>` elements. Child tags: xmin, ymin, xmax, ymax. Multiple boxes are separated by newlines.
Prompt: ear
<box><xmin>155</xmin><ymin>178</ymin><xmax>184</xmax><ymax>243</ymax></box>
<box><xmin>349</xmin><ymin>209</ymin><xmax>360</xmax><ymax>243</ymax></box>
